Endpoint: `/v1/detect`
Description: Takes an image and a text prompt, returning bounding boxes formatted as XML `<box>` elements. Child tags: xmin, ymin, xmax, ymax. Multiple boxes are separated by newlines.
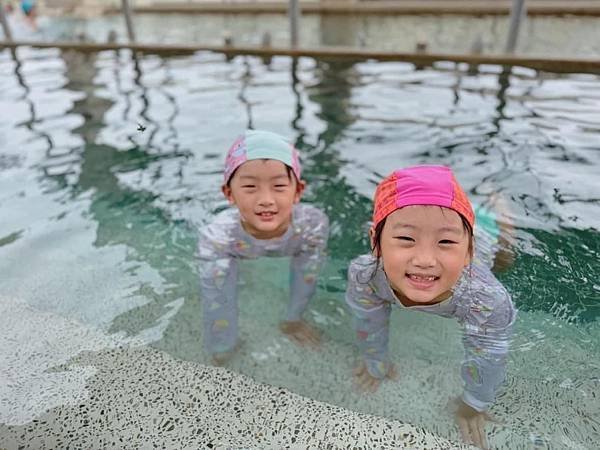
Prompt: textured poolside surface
<box><xmin>0</xmin><ymin>344</ymin><xmax>468</xmax><ymax>450</ymax></box>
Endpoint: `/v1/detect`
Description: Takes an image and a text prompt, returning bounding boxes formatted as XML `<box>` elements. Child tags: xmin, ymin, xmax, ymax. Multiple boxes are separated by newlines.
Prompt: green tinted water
<box><xmin>0</xmin><ymin>47</ymin><xmax>599</xmax><ymax>448</ymax></box>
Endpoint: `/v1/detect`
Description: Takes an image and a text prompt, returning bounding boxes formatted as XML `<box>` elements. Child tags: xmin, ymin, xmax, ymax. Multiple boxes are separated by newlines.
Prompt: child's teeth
<box><xmin>410</xmin><ymin>274</ymin><xmax>435</xmax><ymax>281</ymax></box>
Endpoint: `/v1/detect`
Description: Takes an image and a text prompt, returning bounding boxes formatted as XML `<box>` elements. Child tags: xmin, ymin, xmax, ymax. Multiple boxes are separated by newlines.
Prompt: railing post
<box><xmin>121</xmin><ymin>0</ymin><xmax>136</xmax><ymax>44</ymax></box>
<box><xmin>0</xmin><ymin>0</ymin><xmax>14</xmax><ymax>42</ymax></box>
<box><xmin>505</xmin><ymin>0</ymin><xmax>526</xmax><ymax>54</ymax></box>
<box><xmin>288</xmin><ymin>0</ymin><xmax>300</xmax><ymax>48</ymax></box>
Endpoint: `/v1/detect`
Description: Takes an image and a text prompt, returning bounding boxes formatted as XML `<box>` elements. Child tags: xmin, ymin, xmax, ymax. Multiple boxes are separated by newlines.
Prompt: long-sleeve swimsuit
<box><xmin>345</xmin><ymin>211</ymin><xmax>516</xmax><ymax>412</ymax></box>
<box><xmin>198</xmin><ymin>204</ymin><xmax>329</xmax><ymax>355</ymax></box>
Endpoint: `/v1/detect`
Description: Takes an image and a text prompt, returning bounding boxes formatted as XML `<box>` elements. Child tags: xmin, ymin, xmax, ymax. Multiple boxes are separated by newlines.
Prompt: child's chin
<box><xmin>414</xmin><ymin>297</ymin><xmax>437</xmax><ymax>304</ymax></box>
<box><xmin>403</xmin><ymin>288</ymin><xmax>441</xmax><ymax>303</ymax></box>
<box><xmin>253</xmin><ymin>221</ymin><xmax>288</xmax><ymax>236</ymax></box>
<box><xmin>255</xmin><ymin>221</ymin><xmax>281</xmax><ymax>231</ymax></box>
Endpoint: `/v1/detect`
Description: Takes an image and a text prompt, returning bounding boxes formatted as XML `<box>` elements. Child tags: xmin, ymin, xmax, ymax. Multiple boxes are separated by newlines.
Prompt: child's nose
<box><xmin>412</xmin><ymin>246</ymin><xmax>436</xmax><ymax>268</ymax></box>
<box><xmin>258</xmin><ymin>189</ymin><xmax>275</xmax><ymax>206</ymax></box>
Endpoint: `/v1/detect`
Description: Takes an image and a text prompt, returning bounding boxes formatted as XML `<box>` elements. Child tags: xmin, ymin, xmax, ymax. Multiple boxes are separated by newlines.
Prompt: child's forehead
<box><xmin>387</xmin><ymin>205</ymin><xmax>464</xmax><ymax>227</ymax></box>
<box><xmin>235</xmin><ymin>159</ymin><xmax>290</xmax><ymax>178</ymax></box>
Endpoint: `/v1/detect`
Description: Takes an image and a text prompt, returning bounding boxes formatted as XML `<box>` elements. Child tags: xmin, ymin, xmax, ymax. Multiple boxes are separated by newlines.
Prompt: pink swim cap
<box><xmin>372</xmin><ymin>165</ymin><xmax>474</xmax><ymax>230</ymax></box>
<box><xmin>224</xmin><ymin>130</ymin><xmax>301</xmax><ymax>184</ymax></box>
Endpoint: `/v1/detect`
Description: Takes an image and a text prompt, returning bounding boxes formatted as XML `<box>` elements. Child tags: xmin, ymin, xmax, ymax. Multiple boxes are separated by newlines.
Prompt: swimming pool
<box><xmin>0</xmin><ymin>46</ymin><xmax>599</xmax><ymax>448</ymax></box>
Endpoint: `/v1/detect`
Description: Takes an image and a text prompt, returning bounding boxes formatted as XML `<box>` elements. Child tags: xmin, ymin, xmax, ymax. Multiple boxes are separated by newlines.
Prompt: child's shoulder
<box><xmin>456</xmin><ymin>265</ymin><xmax>515</xmax><ymax>328</ymax></box>
<box><xmin>202</xmin><ymin>207</ymin><xmax>239</xmax><ymax>228</ymax></box>
<box><xmin>292</xmin><ymin>203</ymin><xmax>329</xmax><ymax>230</ymax></box>
<box><xmin>469</xmin><ymin>263</ymin><xmax>510</xmax><ymax>297</ymax></box>
<box><xmin>349</xmin><ymin>253</ymin><xmax>377</xmax><ymax>268</ymax></box>
<box><xmin>293</xmin><ymin>203</ymin><xmax>327</xmax><ymax>219</ymax></box>
<box><xmin>347</xmin><ymin>254</ymin><xmax>379</xmax><ymax>282</ymax></box>
<box><xmin>199</xmin><ymin>208</ymin><xmax>239</xmax><ymax>245</ymax></box>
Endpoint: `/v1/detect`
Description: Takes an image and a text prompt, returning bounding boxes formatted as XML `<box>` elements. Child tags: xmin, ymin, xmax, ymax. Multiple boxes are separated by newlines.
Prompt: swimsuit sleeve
<box><xmin>287</xmin><ymin>206</ymin><xmax>329</xmax><ymax>321</ymax></box>
<box><xmin>198</xmin><ymin>216</ymin><xmax>240</xmax><ymax>355</ymax></box>
<box><xmin>345</xmin><ymin>256</ymin><xmax>392</xmax><ymax>379</ymax></box>
<box><xmin>460</xmin><ymin>274</ymin><xmax>516</xmax><ymax>411</ymax></box>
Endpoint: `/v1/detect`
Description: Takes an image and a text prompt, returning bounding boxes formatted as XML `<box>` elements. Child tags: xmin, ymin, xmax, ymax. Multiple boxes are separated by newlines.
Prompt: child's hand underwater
<box><xmin>352</xmin><ymin>360</ymin><xmax>398</xmax><ymax>393</ymax></box>
<box><xmin>211</xmin><ymin>340</ymin><xmax>243</xmax><ymax>366</ymax></box>
<box><xmin>454</xmin><ymin>398</ymin><xmax>495</xmax><ymax>450</ymax></box>
<box><xmin>279</xmin><ymin>320</ymin><xmax>321</xmax><ymax>349</ymax></box>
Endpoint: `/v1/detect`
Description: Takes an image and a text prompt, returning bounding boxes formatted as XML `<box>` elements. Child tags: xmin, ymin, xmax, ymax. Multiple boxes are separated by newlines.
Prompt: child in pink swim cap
<box><xmin>346</xmin><ymin>165</ymin><xmax>516</xmax><ymax>449</ymax></box>
<box><xmin>198</xmin><ymin>130</ymin><xmax>329</xmax><ymax>365</ymax></box>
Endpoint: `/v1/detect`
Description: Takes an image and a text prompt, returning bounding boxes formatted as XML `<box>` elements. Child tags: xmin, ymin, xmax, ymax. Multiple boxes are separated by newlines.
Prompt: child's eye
<box><xmin>394</xmin><ymin>236</ymin><xmax>415</xmax><ymax>242</ymax></box>
<box><xmin>274</xmin><ymin>184</ymin><xmax>288</xmax><ymax>188</ymax></box>
<box><xmin>241</xmin><ymin>185</ymin><xmax>256</xmax><ymax>189</ymax></box>
<box><xmin>439</xmin><ymin>239</ymin><xmax>458</xmax><ymax>245</ymax></box>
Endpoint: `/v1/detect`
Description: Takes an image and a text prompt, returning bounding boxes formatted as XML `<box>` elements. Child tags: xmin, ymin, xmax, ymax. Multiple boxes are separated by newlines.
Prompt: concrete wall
<box><xmin>40</xmin><ymin>0</ymin><xmax>320</xmax><ymax>12</ymax></box>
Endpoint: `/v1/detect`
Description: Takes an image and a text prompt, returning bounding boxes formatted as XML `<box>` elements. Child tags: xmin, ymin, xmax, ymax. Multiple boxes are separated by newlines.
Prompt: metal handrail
<box><xmin>0</xmin><ymin>0</ymin><xmax>13</xmax><ymax>42</ymax></box>
<box><xmin>506</xmin><ymin>0</ymin><xmax>526</xmax><ymax>53</ymax></box>
<box><xmin>288</xmin><ymin>0</ymin><xmax>300</xmax><ymax>49</ymax></box>
<box><xmin>121</xmin><ymin>0</ymin><xmax>136</xmax><ymax>43</ymax></box>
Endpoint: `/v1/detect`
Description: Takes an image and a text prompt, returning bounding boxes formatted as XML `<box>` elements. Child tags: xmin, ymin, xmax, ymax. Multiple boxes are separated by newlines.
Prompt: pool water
<box><xmin>0</xmin><ymin>46</ymin><xmax>599</xmax><ymax>449</ymax></box>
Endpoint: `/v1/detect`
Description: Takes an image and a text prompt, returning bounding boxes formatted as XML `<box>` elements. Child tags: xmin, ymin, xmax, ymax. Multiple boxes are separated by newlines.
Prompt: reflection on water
<box><xmin>0</xmin><ymin>46</ymin><xmax>599</xmax><ymax>448</ymax></box>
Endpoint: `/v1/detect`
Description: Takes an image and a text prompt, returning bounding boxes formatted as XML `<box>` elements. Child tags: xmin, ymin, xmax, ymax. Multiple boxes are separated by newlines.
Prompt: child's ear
<box><xmin>464</xmin><ymin>236</ymin><xmax>474</xmax><ymax>267</ymax></box>
<box><xmin>221</xmin><ymin>184</ymin><xmax>235</xmax><ymax>205</ymax></box>
<box><xmin>369</xmin><ymin>227</ymin><xmax>378</xmax><ymax>256</ymax></box>
<box><xmin>463</xmin><ymin>252</ymin><xmax>471</xmax><ymax>267</ymax></box>
<box><xmin>293</xmin><ymin>179</ymin><xmax>306</xmax><ymax>203</ymax></box>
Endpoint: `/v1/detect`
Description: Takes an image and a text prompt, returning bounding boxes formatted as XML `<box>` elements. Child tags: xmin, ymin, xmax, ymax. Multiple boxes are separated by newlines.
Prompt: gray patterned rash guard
<box><xmin>345</xmin><ymin>213</ymin><xmax>516</xmax><ymax>412</ymax></box>
<box><xmin>198</xmin><ymin>204</ymin><xmax>329</xmax><ymax>355</ymax></box>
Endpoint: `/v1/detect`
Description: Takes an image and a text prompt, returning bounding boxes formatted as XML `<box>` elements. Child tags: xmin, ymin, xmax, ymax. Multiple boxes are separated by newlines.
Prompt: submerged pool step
<box><xmin>120</xmin><ymin>1</ymin><xmax>600</xmax><ymax>17</ymax></box>
<box><xmin>2</xmin><ymin>40</ymin><xmax>600</xmax><ymax>74</ymax></box>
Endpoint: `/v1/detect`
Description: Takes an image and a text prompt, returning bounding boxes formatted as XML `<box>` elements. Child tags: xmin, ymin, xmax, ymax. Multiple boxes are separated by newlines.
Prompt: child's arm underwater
<box><xmin>198</xmin><ymin>225</ymin><xmax>241</xmax><ymax>365</ymax></box>
<box><xmin>462</xmin><ymin>199</ymin><xmax>518</xmax><ymax>414</ymax></box>
<box><xmin>345</xmin><ymin>257</ymin><xmax>396</xmax><ymax>390</ymax></box>
<box><xmin>283</xmin><ymin>206</ymin><xmax>329</xmax><ymax>347</ymax></box>
<box><xmin>457</xmin><ymin>283</ymin><xmax>516</xmax><ymax>448</ymax></box>
<box><xmin>460</xmin><ymin>306</ymin><xmax>514</xmax><ymax>412</ymax></box>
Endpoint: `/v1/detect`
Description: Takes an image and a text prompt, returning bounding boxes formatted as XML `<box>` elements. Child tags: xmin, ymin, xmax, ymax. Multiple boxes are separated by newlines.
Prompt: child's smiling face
<box><xmin>222</xmin><ymin>159</ymin><xmax>304</xmax><ymax>240</ymax></box>
<box><xmin>375</xmin><ymin>205</ymin><xmax>472</xmax><ymax>305</ymax></box>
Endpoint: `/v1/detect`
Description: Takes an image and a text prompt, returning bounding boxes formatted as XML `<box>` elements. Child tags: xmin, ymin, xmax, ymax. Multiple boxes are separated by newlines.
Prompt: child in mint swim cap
<box><xmin>346</xmin><ymin>165</ymin><xmax>516</xmax><ymax>449</ymax></box>
<box><xmin>198</xmin><ymin>130</ymin><xmax>329</xmax><ymax>365</ymax></box>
